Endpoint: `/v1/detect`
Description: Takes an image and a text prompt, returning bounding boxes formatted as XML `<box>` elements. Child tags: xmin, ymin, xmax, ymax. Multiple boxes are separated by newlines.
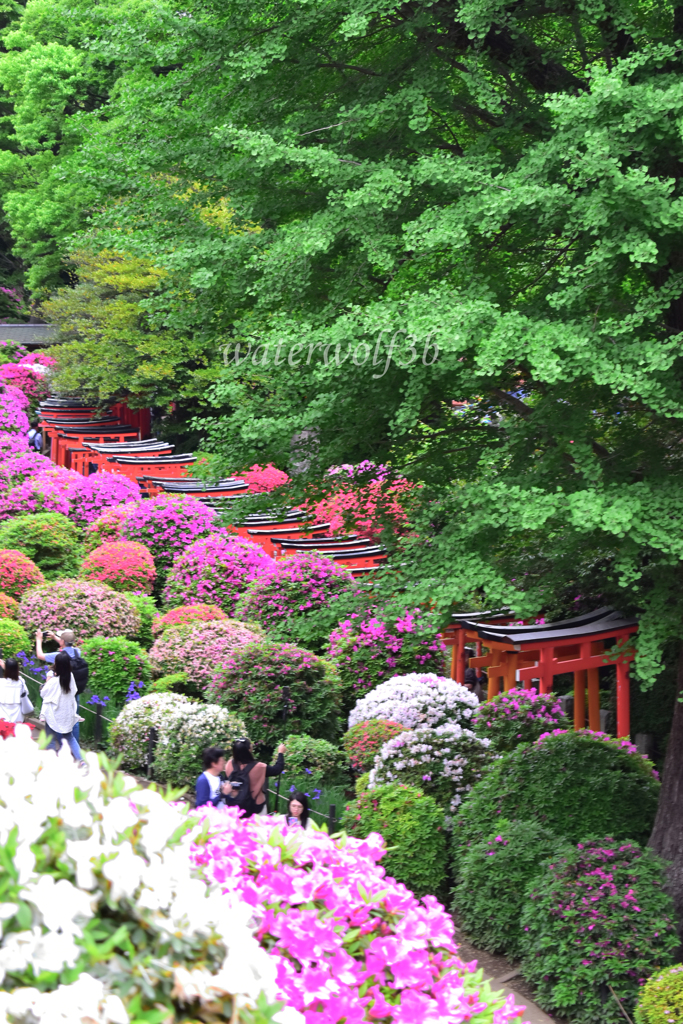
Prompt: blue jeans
<box><xmin>45</xmin><ymin>723</ymin><xmax>81</xmax><ymax>760</ymax></box>
<box><xmin>73</xmin><ymin>693</ymin><xmax>80</xmax><ymax>742</ymax></box>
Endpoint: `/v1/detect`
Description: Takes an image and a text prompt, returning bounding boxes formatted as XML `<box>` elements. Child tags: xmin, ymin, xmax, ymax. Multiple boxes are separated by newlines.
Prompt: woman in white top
<box><xmin>40</xmin><ymin>650</ymin><xmax>82</xmax><ymax>760</ymax></box>
<box><xmin>0</xmin><ymin>658</ymin><xmax>31</xmax><ymax>723</ymax></box>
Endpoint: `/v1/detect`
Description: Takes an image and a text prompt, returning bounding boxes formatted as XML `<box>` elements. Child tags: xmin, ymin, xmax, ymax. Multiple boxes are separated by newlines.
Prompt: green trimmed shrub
<box><xmin>281</xmin><ymin>733</ymin><xmax>349</xmax><ymax>791</ymax></box>
<box><xmin>454</xmin><ymin>730</ymin><xmax>660</xmax><ymax>856</ymax></box>
<box><xmin>0</xmin><ymin>513</ymin><xmax>81</xmax><ymax>579</ymax></box>
<box><xmin>126</xmin><ymin>592</ymin><xmax>157</xmax><ymax>649</ymax></box>
<box><xmin>343</xmin><ymin>719</ymin><xmax>407</xmax><ymax>774</ymax></box>
<box><xmin>453</xmin><ymin>819</ymin><xmax>566</xmax><ymax>957</ymax></box>
<box><xmin>635</xmin><ymin>965</ymin><xmax>683</xmax><ymax>1024</ymax></box>
<box><xmin>208</xmin><ymin>639</ymin><xmax>342</xmax><ymax>744</ymax></box>
<box><xmin>149</xmin><ymin>671</ymin><xmax>200</xmax><ymax>698</ymax></box>
<box><xmin>0</xmin><ymin>617</ymin><xmax>30</xmax><ymax>657</ymax></box>
<box><xmin>81</xmin><ymin>635</ymin><xmax>152</xmax><ymax>705</ymax></box>
<box><xmin>341</xmin><ymin>783</ymin><xmax>447</xmax><ymax>898</ymax></box>
<box><xmin>520</xmin><ymin>838</ymin><xmax>678</xmax><ymax>1024</ymax></box>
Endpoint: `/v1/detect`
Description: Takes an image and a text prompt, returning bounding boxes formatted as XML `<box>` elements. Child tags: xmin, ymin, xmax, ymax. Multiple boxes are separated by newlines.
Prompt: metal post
<box><xmin>328</xmin><ymin>804</ymin><xmax>336</xmax><ymax>835</ymax></box>
<box><xmin>94</xmin><ymin>704</ymin><xmax>102</xmax><ymax>746</ymax></box>
<box><xmin>146</xmin><ymin>727</ymin><xmax>158</xmax><ymax>780</ymax></box>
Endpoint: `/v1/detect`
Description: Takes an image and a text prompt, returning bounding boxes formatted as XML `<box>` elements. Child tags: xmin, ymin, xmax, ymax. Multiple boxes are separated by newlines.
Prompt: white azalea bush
<box><xmin>348</xmin><ymin>672</ymin><xmax>478</xmax><ymax>730</ymax></box>
<box><xmin>153</xmin><ymin>702</ymin><xmax>247</xmax><ymax>789</ymax></box>
<box><xmin>110</xmin><ymin>694</ymin><xmax>246</xmax><ymax>788</ymax></box>
<box><xmin>109</xmin><ymin>692</ymin><xmax>195</xmax><ymax>774</ymax></box>
<box><xmin>0</xmin><ymin>727</ymin><xmax>294</xmax><ymax>1024</ymax></box>
<box><xmin>369</xmin><ymin>722</ymin><xmax>493</xmax><ymax>813</ymax></box>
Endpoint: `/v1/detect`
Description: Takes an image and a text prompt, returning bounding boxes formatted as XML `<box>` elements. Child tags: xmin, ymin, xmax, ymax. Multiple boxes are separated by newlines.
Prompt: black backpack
<box><xmin>70</xmin><ymin>650</ymin><xmax>89</xmax><ymax>694</ymax></box>
<box><xmin>224</xmin><ymin>761</ymin><xmax>258</xmax><ymax>816</ymax></box>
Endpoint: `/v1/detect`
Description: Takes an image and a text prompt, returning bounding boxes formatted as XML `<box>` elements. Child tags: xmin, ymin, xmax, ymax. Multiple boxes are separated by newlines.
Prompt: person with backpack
<box><xmin>39</xmin><ymin>650</ymin><xmax>83</xmax><ymax>763</ymax></box>
<box><xmin>224</xmin><ymin>738</ymin><xmax>286</xmax><ymax>817</ymax></box>
<box><xmin>195</xmin><ymin>747</ymin><xmax>233</xmax><ymax>808</ymax></box>
<box><xmin>35</xmin><ymin>629</ymin><xmax>89</xmax><ymax>741</ymax></box>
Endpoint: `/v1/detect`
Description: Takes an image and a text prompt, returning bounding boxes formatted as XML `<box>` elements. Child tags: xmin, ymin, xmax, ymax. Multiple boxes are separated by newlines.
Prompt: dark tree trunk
<box><xmin>650</xmin><ymin>644</ymin><xmax>683</xmax><ymax>932</ymax></box>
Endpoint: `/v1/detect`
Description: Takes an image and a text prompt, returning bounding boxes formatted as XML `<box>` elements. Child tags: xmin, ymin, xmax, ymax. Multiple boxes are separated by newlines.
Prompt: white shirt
<box><xmin>203</xmin><ymin>771</ymin><xmax>221</xmax><ymax>799</ymax></box>
<box><xmin>0</xmin><ymin>679</ymin><xmax>27</xmax><ymax>724</ymax></box>
<box><xmin>40</xmin><ymin>672</ymin><xmax>78</xmax><ymax>733</ymax></box>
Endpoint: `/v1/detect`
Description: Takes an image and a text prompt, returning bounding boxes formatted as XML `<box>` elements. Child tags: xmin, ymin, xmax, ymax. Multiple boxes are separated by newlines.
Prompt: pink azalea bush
<box><xmin>0</xmin><ymin>465</ymin><xmax>82</xmax><ymax>519</ymax></box>
<box><xmin>0</xmin><ymin>363</ymin><xmax>49</xmax><ymax>403</ymax></box>
<box><xmin>121</xmin><ymin>493</ymin><xmax>216</xmax><ymax>574</ymax></box>
<box><xmin>0</xmin><ymin>450</ymin><xmax>52</xmax><ymax>484</ymax></box>
<box><xmin>0</xmin><ymin>433</ymin><xmax>29</xmax><ymax>459</ymax></box>
<box><xmin>0</xmin><ymin>384</ymin><xmax>30</xmax><ymax>434</ymax></box>
<box><xmin>83</xmin><ymin>502</ymin><xmax>140</xmax><ymax>551</ymax></box>
<box><xmin>164</xmin><ymin>533</ymin><xmax>274</xmax><ymax>614</ymax></box>
<box><xmin>149</xmin><ymin>618</ymin><xmax>262</xmax><ymax>690</ymax></box>
<box><xmin>18</xmin><ymin>578</ymin><xmax>140</xmax><ymax>639</ymax></box>
<box><xmin>81</xmin><ymin>540</ymin><xmax>156</xmax><ymax>594</ymax></box>
<box><xmin>19</xmin><ymin>350</ymin><xmax>57</xmax><ymax>370</ymax></box>
<box><xmin>67</xmin><ymin>471</ymin><xmax>141</xmax><ymax>527</ymax></box>
<box><xmin>241</xmin><ymin>463</ymin><xmax>290</xmax><ymax>492</ymax></box>
<box><xmin>236</xmin><ymin>551</ymin><xmax>353</xmax><ymax>631</ymax></box>
<box><xmin>152</xmin><ymin>602</ymin><xmax>228</xmax><ymax>636</ymax></box>
<box><xmin>328</xmin><ymin>608</ymin><xmax>446</xmax><ymax>710</ymax></box>
<box><xmin>0</xmin><ymin>549</ymin><xmax>44</xmax><ymax>598</ymax></box>
<box><xmin>192</xmin><ymin>808</ymin><xmax>529</xmax><ymax>1024</ymax></box>
<box><xmin>472</xmin><ymin>688</ymin><xmax>569</xmax><ymax>752</ymax></box>
<box><xmin>309</xmin><ymin>461</ymin><xmax>412</xmax><ymax>539</ymax></box>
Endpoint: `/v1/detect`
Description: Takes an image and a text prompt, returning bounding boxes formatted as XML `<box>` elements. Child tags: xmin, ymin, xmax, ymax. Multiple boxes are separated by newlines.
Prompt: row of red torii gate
<box><xmin>442</xmin><ymin>607</ymin><xmax>637</xmax><ymax>739</ymax></box>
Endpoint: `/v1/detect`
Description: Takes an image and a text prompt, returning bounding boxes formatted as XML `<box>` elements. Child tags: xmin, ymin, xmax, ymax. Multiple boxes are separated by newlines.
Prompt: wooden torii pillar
<box><xmin>445</xmin><ymin>607</ymin><xmax>638</xmax><ymax>738</ymax></box>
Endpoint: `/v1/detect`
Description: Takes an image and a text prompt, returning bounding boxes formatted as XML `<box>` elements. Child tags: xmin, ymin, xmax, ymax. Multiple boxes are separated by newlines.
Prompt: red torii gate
<box><xmin>442</xmin><ymin>608</ymin><xmax>637</xmax><ymax>738</ymax></box>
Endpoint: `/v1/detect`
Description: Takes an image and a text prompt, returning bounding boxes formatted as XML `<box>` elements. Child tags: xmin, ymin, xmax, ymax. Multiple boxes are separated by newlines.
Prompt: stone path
<box><xmin>454</xmin><ymin>931</ymin><xmax>563</xmax><ymax>1024</ymax></box>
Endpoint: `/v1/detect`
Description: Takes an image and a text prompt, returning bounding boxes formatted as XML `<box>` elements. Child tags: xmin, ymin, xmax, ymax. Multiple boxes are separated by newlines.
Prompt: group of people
<box><xmin>196</xmin><ymin>739</ymin><xmax>312</xmax><ymax>830</ymax></box>
<box><xmin>0</xmin><ymin>627</ymin><xmax>87</xmax><ymax>763</ymax></box>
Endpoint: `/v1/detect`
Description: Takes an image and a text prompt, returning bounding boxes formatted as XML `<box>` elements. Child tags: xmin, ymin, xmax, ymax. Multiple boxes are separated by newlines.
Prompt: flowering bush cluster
<box><xmin>68</xmin><ymin>471</ymin><xmax>141</xmax><ymax>527</ymax></box>
<box><xmin>0</xmin><ymin>432</ymin><xmax>30</xmax><ymax>460</ymax></box>
<box><xmin>453</xmin><ymin>819</ymin><xmax>565</xmax><ymax>956</ymax></box>
<box><xmin>0</xmin><ymin>590</ymin><xmax>18</xmax><ymax>618</ymax></box>
<box><xmin>209</xmin><ymin>639</ymin><xmax>342</xmax><ymax>745</ymax></box>
<box><xmin>472</xmin><ymin>687</ymin><xmax>569</xmax><ymax>751</ymax></box>
<box><xmin>81</xmin><ymin>540</ymin><xmax>156</xmax><ymax>593</ymax></box>
<box><xmin>520</xmin><ymin>838</ymin><xmax>678</xmax><ymax>1024</ymax></box>
<box><xmin>328</xmin><ymin>608</ymin><xmax>446</xmax><ymax>708</ymax></box>
<box><xmin>19</xmin><ymin>578</ymin><xmax>140</xmax><ymax>640</ymax></box>
<box><xmin>153</xmin><ymin>602</ymin><xmax>228</xmax><ymax>636</ymax></box>
<box><xmin>193</xmin><ymin>807</ymin><xmax>527</xmax><ymax>1024</ymax></box>
<box><xmin>241</xmin><ymin>463</ymin><xmax>290</xmax><ymax>492</ymax></box>
<box><xmin>0</xmin><ymin>547</ymin><xmax>44</xmax><ymax>597</ymax></box>
<box><xmin>0</xmin><ymin>512</ymin><xmax>81</xmax><ymax>579</ymax></box>
<box><xmin>348</xmin><ymin>671</ymin><xmax>478</xmax><ymax>731</ymax></box>
<box><xmin>0</xmin><ymin>450</ymin><xmax>52</xmax><ymax>485</ymax></box>
<box><xmin>309</xmin><ymin>461</ymin><xmax>412</xmax><ymax>538</ymax></box>
<box><xmin>149</xmin><ymin>617</ymin><xmax>262</xmax><ymax>690</ymax></box>
<box><xmin>81</xmin><ymin>635</ymin><xmax>152</xmax><ymax>705</ymax></box>
<box><xmin>370</xmin><ymin>722</ymin><xmax>492</xmax><ymax>813</ymax></box>
<box><xmin>454</xmin><ymin>729</ymin><xmax>661</xmax><ymax>856</ymax></box>
<box><xmin>343</xmin><ymin>718</ymin><xmax>407</xmax><ymax>773</ymax></box>
<box><xmin>164</xmin><ymin>533</ymin><xmax>274</xmax><ymax>614</ymax></box>
<box><xmin>0</xmin><ymin>383</ymin><xmax>30</xmax><ymax>434</ymax></box>
<box><xmin>236</xmin><ymin>552</ymin><xmax>352</xmax><ymax>635</ymax></box>
<box><xmin>636</xmin><ymin>964</ymin><xmax>683</xmax><ymax>1024</ymax></box>
<box><xmin>0</xmin><ymin>616</ymin><xmax>30</xmax><ymax>656</ymax></box>
<box><xmin>121</xmin><ymin>493</ymin><xmax>216</xmax><ymax>576</ymax></box>
<box><xmin>280</xmin><ymin>732</ymin><xmax>349</xmax><ymax>790</ymax></box>
<box><xmin>0</xmin><ymin>465</ymin><xmax>82</xmax><ymax>519</ymax></box>
<box><xmin>0</xmin><ymin>362</ymin><xmax>50</xmax><ymax>403</ymax></box>
<box><xmin>0</xmin><ymin>731</ymin><xmax>285</xmax><ymax>1024</ymax></box>
<box><xmin>342</xmin><ymin>782</ymin><xmax>448</xmax><ymax>898</ymax></box>
<box><xmin>153</xmin><ymin>702</ymin><xmax>247</xmax><ymax>789</ymax></box>
<box><xmin>109</xmin><ymin>691</ymin><xmax>196</xmax><ymax>771</ymax></box>
<box><xmin>83</xmin><ymin>502</ymin><xmax>139</xmax><ymax>551</ymax></box>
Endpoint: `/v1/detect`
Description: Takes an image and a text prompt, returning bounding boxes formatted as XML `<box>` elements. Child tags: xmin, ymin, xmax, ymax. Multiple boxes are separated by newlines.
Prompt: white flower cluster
<box><xmin>156</xmin><ymin>701</ymin><xmax>245</xmax><ymax>750</ymax></box>
<box><xmin>0</xmin><ymin>726</ymin><xmax>295</xmax><ymax>1024</ymax></box>
<box><xmin>348</xmin><ymin>672</ymin><xmax>478</xmax><ymax>730</ymax></box>
<box><xmin>369</xmin><ymin>722</ymin><xmax>491</xmax><ymax>813</ymax></box>
<box><xmin>109</xmin><ymin>691</ymin><xmax>195</xmax><ymax>772</ymax></box>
